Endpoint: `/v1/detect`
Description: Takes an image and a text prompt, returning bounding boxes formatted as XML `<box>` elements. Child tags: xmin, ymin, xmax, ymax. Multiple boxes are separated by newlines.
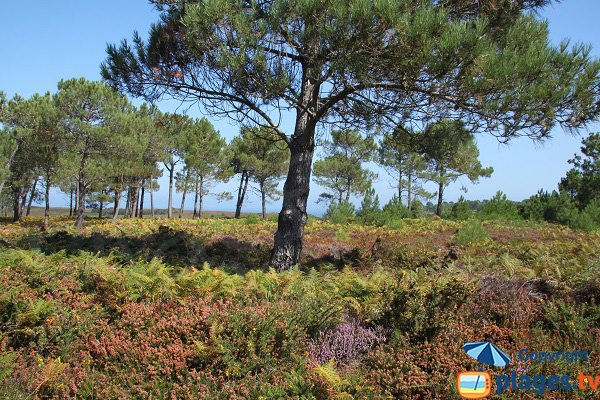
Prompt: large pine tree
<box><xmin>102</xmin><ymin>0</ymin><xmax>600</xmax><ymax>270</ymax></box>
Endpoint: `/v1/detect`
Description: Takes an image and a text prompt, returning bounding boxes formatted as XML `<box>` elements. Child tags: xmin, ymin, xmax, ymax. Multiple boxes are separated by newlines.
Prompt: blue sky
<box><xmin>1</xmin><ymin>1</ymin><xmax>598</xmax><ymax>215</ymax></box>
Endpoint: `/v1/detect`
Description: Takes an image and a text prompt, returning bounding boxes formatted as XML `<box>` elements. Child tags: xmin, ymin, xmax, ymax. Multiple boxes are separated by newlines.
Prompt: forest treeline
<box><xmin>1</xmin><ymin>80</ymin><xmax>598</xmax><ymax>232</ymax></box>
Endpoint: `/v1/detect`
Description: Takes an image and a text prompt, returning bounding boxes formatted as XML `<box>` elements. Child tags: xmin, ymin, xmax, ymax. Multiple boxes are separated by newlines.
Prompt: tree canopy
<box><xmin>103</xmin><ymin>0</ymin><xmax>600</xmax><ymax>270</ymax></box>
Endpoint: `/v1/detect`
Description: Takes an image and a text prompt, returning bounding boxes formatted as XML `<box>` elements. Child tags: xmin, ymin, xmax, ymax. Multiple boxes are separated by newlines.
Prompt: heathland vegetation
<box><xmin>1</xmin><ymin>0</ymin><xmax>600</xmax><ymax>399</ymax></box>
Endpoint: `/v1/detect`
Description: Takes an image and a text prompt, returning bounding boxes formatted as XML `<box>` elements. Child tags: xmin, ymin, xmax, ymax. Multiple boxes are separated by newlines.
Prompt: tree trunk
<box><xmin>407</xmin><ymin>168</ymin><xmax>413</xmax><ymax>211</ymax></box>
<box><xmin>124</xmin><ymin>188</ymin><xmax>131</xmax><ymax>218</ymax></box>
<box><xmin>235</xmin><ymin>171</ymin><xmax>245</xmax><ymax>218</ymax></box>
<box><xmin>69</xmin><ymin>185</ymin><xmax>74</xmax><ymax>217</ymax></box>
<box><xmin>260</xmin><ymin>181</ymin><xmax>266</xmax><ymax>219</ymax></box>
<box><xmin>345</xmin><ymin>178</ymin><xmax>351</xmax><ymax>202</ymax></box>
<box><xmin>179</xmin><ymin>170</ymin><xmax>190</xmax><ymax>218</ymax></box>
<box><xmin>436</xmin><ymin>182</ymin><xmax>444</xmax><ymax>217</ymax></box>
<box><xmin>26</xmin><ymin>178</ymin><xmax>38</xmax><ymax>217</ymax></box>
<box><xmin>436</xmin><ymin>165</ymin><xmax>444</xmax><ymax>217</ymax></box>
<box><xmin>235</xmin><ymin>171</ymin><xmax>249</xmax><ymax>218</ymax></box>
<box><xmin>139</xmin><ymin>180</ymin><xmax>145</xmax><ymax>219</ymax></box>
<box><xmin>193</xmin><ymin>177</ymin><xmax>199</xmax><ymax>219</ymax></box>
<box><xmin>112</xmin><ymin>191</ymin><xmax>121</xmax><ymax>220</ymax></box>
<box><xmin>74</xmin><ymin>181</ymin><xmax>79</xmax><ymax>214</ymax></box>
<box><xmin>134</xmin><ymin>185</ymin><xmax>140</xmax><ymax>218</ymax></box>
<box><xmin>199</xmin><ymin>176</ymin><xmax>204</xmax><ymax>219</ymax></box>
<box><xmin>19</xmin><ymin>187</ymin><xmax>28</xmax><ymax>219</ymax></box>
<box><xmin>99</xmin><ymin>196</ymin><xmax>104</xmax><ymax>218</ymax></box>
<box><xmin>168</xmin><ymin>163</ymin><xmax>174</xmax><ymax>219</ymax></box>
<box><xmin>150</xmin><ymin>176</ymin><xmax>155</xmax><ymax>218</ymax></box>
<box><xmin>270</xmin><ymin>137</ymin><xmax>316</xmax><ymax>270</ymax></box>
<box><xmin>12</xmin><ymin>187</ymin><xmax>22</xmax><ymax>222</ymax></box>
<box><xmin>75</xmin><ymin>174</ymin><xmax>86</xmax><ymax>230</ymax></box>
<box><xmin>43</xmin><ymin>178</ymin><xmax>51</xmax><ymax>231</ymax></box>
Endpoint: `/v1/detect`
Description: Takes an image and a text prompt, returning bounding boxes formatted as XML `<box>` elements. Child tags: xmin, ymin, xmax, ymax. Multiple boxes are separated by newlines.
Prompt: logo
<box><xmin>457</xmin><ymin>342</ymin><xmax>596</xmax><ymax>397</ymax></box>
<box><xmin>456</xmin><ymin>371</ymin><xmax>491</xmax><ymax>399</ymax></box>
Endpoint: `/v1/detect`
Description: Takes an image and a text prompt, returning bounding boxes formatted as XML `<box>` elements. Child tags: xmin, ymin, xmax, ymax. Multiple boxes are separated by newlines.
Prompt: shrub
<box><xmin>409</xmin><ymin>199</ymin><xmax>426</xmax><ymax>218</ymax></box>
<box><xmin>479</xmin><ymin>191</ymin><xmax>521</xmax><ymax>220</ymax></box>
<box><xmin>324</xmin><ymin>200</ymin><xmax>355</xmax><ymax>224</ymax></box>
<box><xmin>381</xmin><ymin>195</ymin><xmax>410</xmax><ymax>228</ymax></box>
<box><xmin>448</xmin><ymin>196</ymin><xmax>471</xmax><ymax>220</ymax></box>
<box><xmin>454</xmin><ymin>219</ymin><xmax>490</xmax><ymax>245</ymax></box>
<box><xmin>356</xmin><ymin>187</ymin><xmax>383</xmax><ymax>226</ymax></box>
<box><xmin>308</xmin><ymin>317</ymin><xmax>386</xmax><ymax>366</ymax></box>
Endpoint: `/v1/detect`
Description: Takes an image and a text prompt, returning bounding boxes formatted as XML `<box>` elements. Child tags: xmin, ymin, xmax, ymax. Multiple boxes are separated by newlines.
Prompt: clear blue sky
<box><xmin>1</xmin><ymin>1</ymin><xmax>598</xmax><ymax>215</ymax></box>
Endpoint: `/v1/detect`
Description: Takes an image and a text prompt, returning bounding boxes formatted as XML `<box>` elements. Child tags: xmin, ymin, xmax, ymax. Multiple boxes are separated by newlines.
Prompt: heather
<box><xmin>0</xmin><ymin>217</ymin><xmax>599</xmax><ymax>399</ymax></box>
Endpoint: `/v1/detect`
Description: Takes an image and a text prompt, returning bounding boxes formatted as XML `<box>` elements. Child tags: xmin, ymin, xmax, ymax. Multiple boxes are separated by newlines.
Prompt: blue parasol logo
<box><xmin>463</xmin><ymin>341</ymin><xmax>511</xmax><ymax>368</ymax></box>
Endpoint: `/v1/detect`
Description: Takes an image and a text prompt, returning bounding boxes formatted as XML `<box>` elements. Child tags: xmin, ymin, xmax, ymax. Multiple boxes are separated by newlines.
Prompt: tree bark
<box><xmin>134</xmin><ymin>184</ymin><xmax>140</xmax><ymax>218</ymax></box>
<box><xmin>167</xmin><ymin>163</ymin><xmax>174</xmax><ymax>219</ymax></box>
<box><xmin>235</xmin><ymin>171</ymin><xmax>249</xmax><ymax>218</ymax></box>
<box><xmin>199</xmin><ymin>176</ymin><xmax>204</xmax><ymax>219</ymax></box>
<box><xmin>407</xmin><ymin>168</ymin><xmax>413</xmax><ymax>211</ymax></box>
<box><xmin>193</xmin><ymin>177</ymin><xmax>199</xmax><ymax>219</ymax></box>
<box><xmin>26</xmin><ymin>178</ymin><xmax>38</xmax><ymax>217</ymax></box>
<box><xmin>179</xmin><ymin>170</ymin><xmax>190</xmax><ymax>218</ymax></box>
<box><xmin>43</xmin><ymin>178</ymin><xmax>51</xmax><ymax>231</ymax></box>
<box><xmin>12</xmin><ymin>187</ymin><xmax>21</xmax><ymax>222</ymax></box>
<box><xmin>270</xmin><ymin>136</ymin><xmax>316</xmax><ymax>270</ymax></box>
<box><xmin>99</xmin><ymin>194</ymin><xmax>104</xmax><ymax>218</ymax></box>
<box><xmin>436</xmin><ymin>183</ymin><xmax>444</xmax><ymax>217</ymax></box>
<box><xmin>150</xmin><ymin>176</ymin><xmax>155</xmax><ymax>218</ymax></box>
<box><xmin>112</xmin><ymin>191</ymin><xmax>121</xmax><ymax>220</ymax></box>
<box><xmin>69</xmin><ymin>185</ymin><xmax>74</xmax><ymax>217</ymax></box>
<box><xmin>74</xmin><ymin>181</ymin><xmax>79</xmax><ymax>214</ymax></box>
<box><xmin>260</xmin><ymin>181</ymin><xmax>267</xmax><ymax>219</ymax></box>
<box><xmin>124</xmin><ymin>188</ymin><xmax>131</xmax><ymax>218</ymax></box>
<box><xmin>436</xmin><ymin>165</ymin><xmax>445</xmax><ymax>217</ymax></box>
<box><xmin>75</xmin><ymin>173</ymin><xmax>86</xmax><ymax>230</ymax></box>
<box><xmin>139</xmin><ymin>179</ymin><xmax>145</xmax><ymax>218</ymax></box>
<box><xmin>270</xmin><ymin>65</ymin><xmax>320</xmax><ymax>271</ymax></box>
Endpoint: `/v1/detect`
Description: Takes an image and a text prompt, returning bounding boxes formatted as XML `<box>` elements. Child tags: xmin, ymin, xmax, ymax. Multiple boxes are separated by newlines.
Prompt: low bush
<box><xmin>454</xmin><ymin>219</ymin><xmax>490</xmax><ymax>245</ymax></box>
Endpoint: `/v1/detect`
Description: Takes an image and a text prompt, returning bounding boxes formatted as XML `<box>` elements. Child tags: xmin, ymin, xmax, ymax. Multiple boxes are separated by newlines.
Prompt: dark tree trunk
<box><xmin>235</xmin><ymin>171</ymin><xmax>249</xmax><ymax>218</ymax></box>
<box><xmin>134</xmin><ymin>185</ymin><xmax>140</xmax><ymax>218</ymax></box>
<box><xmin>150</xmin><ymin>176</ymin><xmax>155</xmax><ymax>218</ymax></box>
<box><xmin>270</xmin><ymin>67</ymin><xmax>321</xmax><ymax>271</ymax></box>
<box><xmin>179</xmin><ymin>170</ymin><xmax>190</xmax><ymax>218</ymax></box>
<box><xmin>99</xmin><ymin>197</ymin><xmax>104</xmax><ymax>218</ymax></box>
<box><xmin>270</xmin><ymin>136</ymin><xmax>316</xmax><ymax>270</ymax></box>
<box><xmin>112</xmin><ymin>191</ymin><xmax>121</xmax><ymax>220</ymax></box>
<box><xmin>436</xmin><ymin>165</ymin><xmax>444</xmax><ymax>217</ymax></box>
<box><xmin>199</xmin><ymin>176</ymin><xmax>204</xmax><ymax>219</ymax></box>
<box><xmin>345</xmin><ymin>178</ymin><xmax>351</xmax><ymax>202</ymax></box>
<box><xmin>139</xmin><ymin>179</ymin><xmax>145</xmax><ymax>219</ymax></box>
<box><xmin>19</xmin><ymin>187</ymin><xmax>28</xmax><ymax>219</ymax></box>
<box><xmin>167</xmin><ymin>163</ymin><xmax>174</xmax><ymax>219</ymax></box>
<box><xmin>69</xmin><ymin>185</ymin><xmax>74</xmax><ymax>217</ymax></box>
<box><xmin>193</xmin><ymin>177</ymin><xmax>199</xmax><ymax>219</ymax></box>
<box><xmin>436</xmin><ymin>182</ymin><xmax>444</xmax><ymax>217</ymax></box>
<box><xmin>75</xmin><ymin>174</ymin><xmax>86</xmax><ymax>230</ymax></box>
<box><xmin>124</xmin><ymin>188</ymin><xmax>131</xmax><ymax>218</ymax></box>
<box><xmin>26</xmin><ymin>178</ymin><xmax>38</xmax><ymax>217</ymax></box>
<box><xmin>407</xmin><ymin>168</ymin><xmax>413</xmax><ymax>210</ymax></box>
<box><xmin>43</xmin><ymin>178</ymin><xmax>51</xmax><ymax>231</ymax></box>
<box><xmin>74</xmin><ymin>181</ymin><xmax>79</xmax><ymax>214</ymax></box>
<box><xmin>12</xmin><ymin>188</ymin><xmax>21</xmax><ymax>222</ymax></box>
<box><xmin>260</xmin><ymin>181</ymin><xmax>266</xmax><ymax>219</ymax></box>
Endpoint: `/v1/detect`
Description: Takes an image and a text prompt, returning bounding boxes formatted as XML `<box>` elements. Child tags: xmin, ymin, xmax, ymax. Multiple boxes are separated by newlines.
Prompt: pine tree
<box><xmin>54</xmin><ymin>78</ymin><xmax>130</xmax><ymax>229</ymax></box>
<box><xmin>103</xmin><ymin>0</ymin><xmax>600</xmax><ymax>270</ymax></box>
<box><xmin>420</xmin><ymin>121</ymin><xmax>493</xmax><ymax>216</ymax></box>
<box><xmin>314</xmin><ymin>129</ymin><xmax>377</xmax><ymax>204</ymax></box>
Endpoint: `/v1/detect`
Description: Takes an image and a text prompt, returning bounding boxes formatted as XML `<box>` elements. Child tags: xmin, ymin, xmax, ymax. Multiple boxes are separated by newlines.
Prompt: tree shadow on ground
<box><xmin>11</xmin><ymin>225</ymin><xmax>272</xmax><ymax>273</ymax></box>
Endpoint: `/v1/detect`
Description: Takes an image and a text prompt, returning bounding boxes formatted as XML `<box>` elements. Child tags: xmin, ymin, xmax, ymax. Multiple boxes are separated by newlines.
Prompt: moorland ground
<box><xmin>0</xmin><ymin>216</ymin><xmax>598</xmax><ymax>399</ymax></box>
